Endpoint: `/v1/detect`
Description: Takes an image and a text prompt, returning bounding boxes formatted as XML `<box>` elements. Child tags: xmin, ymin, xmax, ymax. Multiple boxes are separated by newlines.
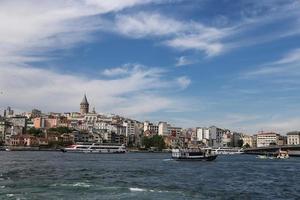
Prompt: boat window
<box><xmin>77</xmin><ymin>146</ymin><xmax>88</xmax><ymax>149</ymax></box>
<box><xmin>189</xmin><ymin>152</ymin><xmax>203</xmax><ymax>156</ymax></box>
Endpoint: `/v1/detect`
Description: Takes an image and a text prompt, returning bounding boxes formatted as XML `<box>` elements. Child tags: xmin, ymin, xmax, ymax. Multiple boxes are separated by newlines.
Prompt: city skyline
<box><xmin>1</xmin><ymin>0</ymin><xmax>300</xmax><ymax>134</ymax></box>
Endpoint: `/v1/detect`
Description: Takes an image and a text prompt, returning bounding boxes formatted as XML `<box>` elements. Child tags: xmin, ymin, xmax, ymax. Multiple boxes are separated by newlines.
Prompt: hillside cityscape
<box><xmin>1</xmin><ymin>94</ymin><xmax>299</xmax><ymax>150</ymax></box>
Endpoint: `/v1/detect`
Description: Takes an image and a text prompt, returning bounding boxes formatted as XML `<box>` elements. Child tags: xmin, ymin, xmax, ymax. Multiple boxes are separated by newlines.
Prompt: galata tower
<box><xmin>80</xmin><ymin>94</ymin><xmax>89</xmax><ymax>114</ymax></box>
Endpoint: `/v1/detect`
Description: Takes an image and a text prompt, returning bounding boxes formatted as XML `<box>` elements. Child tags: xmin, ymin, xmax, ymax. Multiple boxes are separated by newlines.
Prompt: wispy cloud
<box><xmin>109</xmin><ymin>1</ymin><xmax>300</xmax><ymax>57</ymax></box>
<box><xmin>242</xmin><ymin>48</ymin><xmax>300</xmax><ymax>78</ymax></box>
<box><xmin>176</xmin><ymin>76</ymin><xmax>191</xmax><ymax>90</ymax></box>
<box><xmin>0</xmin><ymin>0</ymin><xmax>163</xmax><ymax>64</ymax></box>
<box><xmin>175</xmin><ymin>56</ymin><xmax>196</xmax><ymax>67</ymax></box>
<box><xmin>0</xmin><ymin>63</ymin><xmax>190</xmax><ymax>117</ymax></box>
<box><xmin>113</xmin><ymin>12</ymin><xmax>228</xmax><ymax>56</ymax></box>
<box><xmin>0</xmin><ymin>0</ymin><xmax>192</xmax><ymax>117</ymax></box>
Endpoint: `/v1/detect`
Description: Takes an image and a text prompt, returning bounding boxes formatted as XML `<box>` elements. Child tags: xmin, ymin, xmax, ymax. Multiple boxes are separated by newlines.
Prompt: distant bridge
<box><xmin>244</xmin><ymin>145</ymin><xmax>300</xmax><ymax>157</ymax></box>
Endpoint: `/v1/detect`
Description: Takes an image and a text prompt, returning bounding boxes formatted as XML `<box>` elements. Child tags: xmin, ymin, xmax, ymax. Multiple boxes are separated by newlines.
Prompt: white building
<box><xmin>123</xmin><ymin>120</ymin><xmax>141</xmax><ymax>137</ymax></box>
<box><xmin>168</xmin><ymin>126</ymin><xmax>182</xmax><ymax>136</ymax></box>
<box><xmin>287</xmin><ymin>132</ymin><xmax>300</xmax><ymax>145</ymax></box>
<box><xmin>143</xmin><ymin>121</ymin><xmax>158</xmax><ymax>134</ymax></box>
<box><xmin>257</xmin><ymin>132</ymin><xmax>280</xmax><ymax>147</ymax></box>
<box><xmin>196</xmin><ymin>127</ymin><xmax>210</xmax><ymax>141</ymax></box>
<box><xmin>158</xmin><ymin>122</ymin><xmax>169</xmax><ymax>136</ymax></box>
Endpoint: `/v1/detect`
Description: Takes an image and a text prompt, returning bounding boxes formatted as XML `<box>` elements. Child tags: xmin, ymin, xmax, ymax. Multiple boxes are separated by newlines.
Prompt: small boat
<box><xmin>213</xmin><ymin>147</ymin><xmax>244</xmax><ymax>155</ymax></box>
<box><xmin>257</xmin><ymin>155</ymin><xmax>268</xmax><ymax>159</ymax></box>
<box><xmin>62</xmin><ymin>143</ymin><xmax>126</xmax><ymax>154</ymax></box>
<box><xmin>172</xmin><ymin>148</ymin><xmax>217</xmax><ymax>161</ymax></box>
<box><xmin>276</xmin><ymin>150</ymin><xmax>289</xmax><ymax>159</ymax></box>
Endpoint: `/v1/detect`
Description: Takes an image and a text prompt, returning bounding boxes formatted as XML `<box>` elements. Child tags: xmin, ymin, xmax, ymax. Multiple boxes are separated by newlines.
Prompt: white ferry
<box><xmin>213</xmin><ymin>147</ymin><xmax>244</xmax><ymax>155</ymax></box>
<box><xmin>62</xmin><ymin>143</ymin><xmax>126</xmax><ymax>154</ymax></box>
<box><xmin>172</xmin><ymin>148</ymin><xmax>217</xmax><ymax>161</ymax></box>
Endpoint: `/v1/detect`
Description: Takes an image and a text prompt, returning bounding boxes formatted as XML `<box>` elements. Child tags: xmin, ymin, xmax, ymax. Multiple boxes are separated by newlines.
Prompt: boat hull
<box><xmin>172</xmin><ymin>155</ymin><xmax>217</xmax><ymax>161</ymax></box>
<box><xmin>62</xmin><ymin>149</ymin><xmax>126</xmax><ymax>154</ymax></box>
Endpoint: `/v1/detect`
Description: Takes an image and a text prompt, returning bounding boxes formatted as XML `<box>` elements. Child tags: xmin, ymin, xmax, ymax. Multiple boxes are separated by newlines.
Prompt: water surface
<box><xmin>0</xmin><ymin>152</ymin><xmax>299</xmax><ymax>199</ymax></box>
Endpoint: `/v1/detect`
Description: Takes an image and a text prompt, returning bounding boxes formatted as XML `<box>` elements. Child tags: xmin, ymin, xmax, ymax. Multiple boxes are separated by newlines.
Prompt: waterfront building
<box><xmin>241</xmin><ymin>134</ymin><xmax>254</xmax><ymax>148</ymax></box>
<box><xmin>3</xmin><ymin>106</ymin><xmax>14</xmax><ymax>118</ymax></box>
<box><xmin>8</xmin><ymin>116</ymin><xmax>27</xmax><ymax>134</ymax></box>
<box><xmin>278</xmin><ymin>135</ymin><xmax>287</xmax><ymax>146</ymax></box>
<box><xmin>33</xmin><ymin>116</ymin><xmax>59</xmax><ymax>129</ymax></box>
<box><xmin>158</xmin><ymin>122</ymin><xmax>182</xmax><ymax>137</ymax></box>
<box><xmin>158</xmin><ymin>122</ymin><xmax>169</xmax><ymax>136</ymax></box>
<box><xmin>23</xmin><ymin>135</ymin><xmax>39</xmax><ymax>146</ymax></box>
<box><xmin>210</xmin><ymin>126</ymin><xmax>225</xmax><ymax>147</ymax></box>
<box><xmin>7</xmin><ymin>135</ymin><xmax>24</xmax><ymax>146</ymax></box>
<box><xmin>31</xmin><ymin>109</ymin><xmax>42</xmax><ymax>118</ymax></box>
<box><xmin>0</xmin><ymin>118</ymin><xmax>11</xmax><ymax>144</ymax></box>
<box><xmin>287</xmin><ymin>131</ymin><xmax>300</xmax><ymax>145</ymax></box>
<box><xmin>257</xmin><ymin>132</ymin><xmax>280</xmax><ymax>147</ymax></box>
<box><xmin>84</xmin><ymin>113</ymin><xmax>97</xmax><ymax>123</ymax></box>
<box><xmin>33</xmin><ymin>117</ymin><xmax>45</xmax><ymax>129</ymax></box>
<box><xmin>232</xmin><ymin>132</ymin><xmax>243</xmax><ymax>147</ymax></box>
<box><xmin>143</xmin><ymin>121</ymin><xmax>158</xmax><ymax>135</ymax></box>
<box><xmin>222</xmin><ymin>131</ymin><xmax>233</xmax><ymax>147</ymax></box>
<box><xmin>123</xmin><ymin>120</ymin><xmax>137</xmax><ymax>137</ymax></box>
<box><xmin>251</xmin><ymin>135</ymin><xmax>257</xmax><ymax>148</ymax></box>
<box><xmin>196</xmin><ymin>127</ymin><xmax>210</xmax><ymax>142</ymax></box>
<box><xmin>80</xmin><ymin>94</ymin><xmax>89</xmax><ymax>114</ymax></box>
<box><xmin>169</xmin><ymin>127</ymin><xmax>182</xmax><ymax>136</ymax></box>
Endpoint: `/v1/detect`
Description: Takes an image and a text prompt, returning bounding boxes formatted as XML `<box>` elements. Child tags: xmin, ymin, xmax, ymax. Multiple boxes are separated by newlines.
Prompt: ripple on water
<box><xmin>51</xmin><ymin>182</ymin><xmax>92</xmax><ymax>188</ymax></box>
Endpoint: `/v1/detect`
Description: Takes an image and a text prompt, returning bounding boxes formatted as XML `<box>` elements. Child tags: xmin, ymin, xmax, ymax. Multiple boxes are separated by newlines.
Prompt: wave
<box><xmin>129</xmin><ymin>187</ymin><xmax>169</xmax><ymax>193</ymax></box>
<box><xmin>51</xmin><ymin>182</ymin><xmax>91</xmax><ymax>188</ymax></box>
<box><xmin>129</xmin><ymin>187</ymin><xmax>146</xmax><ymax>192</ymax></box>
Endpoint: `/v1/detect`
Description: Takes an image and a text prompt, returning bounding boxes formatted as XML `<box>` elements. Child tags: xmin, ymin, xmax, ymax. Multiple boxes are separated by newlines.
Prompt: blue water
<box><xmin>0</xmin><ymin>152</ymin><xmax>299</xmax><ymax>200</ymax></box>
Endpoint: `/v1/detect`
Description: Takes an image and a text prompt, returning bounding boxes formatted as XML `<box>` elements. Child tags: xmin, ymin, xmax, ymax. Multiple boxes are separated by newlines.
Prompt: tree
<box><xmin>142</xmin><ymin>135</ymin><xmax>166</xmax><ymax>150</ymax></box>
<box><xmin>27</xmin><ymin>127</ymin><xmax>43</xmax><ymax>137</ymax></box>
<box><xmin>48</xmin><ymin>127</ymin><xmax>73</xmax><ymax>134</ymax></box>
<box><xmin>237</xmin><ymin>139</ymin><xmax>244</xmax><ymax>147</ymax></box>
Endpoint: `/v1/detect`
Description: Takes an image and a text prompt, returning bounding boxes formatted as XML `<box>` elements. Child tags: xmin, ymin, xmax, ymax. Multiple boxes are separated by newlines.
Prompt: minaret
<box><xmin>80</xmin><ymin>94</ymin><xmax>89</xmax><ymax>114</ymax></box>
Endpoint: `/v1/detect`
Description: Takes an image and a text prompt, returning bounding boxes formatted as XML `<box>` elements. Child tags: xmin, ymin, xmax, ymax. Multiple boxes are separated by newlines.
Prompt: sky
<box><xmin>0</xmin><ymin>0</ymin><xmax>300</xmax><ymax>134</ymax></box>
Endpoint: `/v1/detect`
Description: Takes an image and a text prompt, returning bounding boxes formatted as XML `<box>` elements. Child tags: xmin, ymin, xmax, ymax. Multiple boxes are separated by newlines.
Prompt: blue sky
<box><xmin>0</xmin><ymin>0</ymin><xmax>300</xmax><ymax>134</ymax></box>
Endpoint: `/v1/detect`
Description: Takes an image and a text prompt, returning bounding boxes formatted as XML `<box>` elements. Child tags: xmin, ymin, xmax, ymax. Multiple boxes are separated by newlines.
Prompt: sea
<box><xmin>0</xmin><ymin>152</ymin><xmax>299</xmax><ymax>200</ymax></box>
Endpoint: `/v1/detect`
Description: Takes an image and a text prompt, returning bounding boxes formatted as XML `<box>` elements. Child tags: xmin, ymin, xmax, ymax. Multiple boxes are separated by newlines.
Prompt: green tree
<box><xmin>27</xmin><ymin>127</ymin><xmax>43</xmax><ymax>137</ymax></box>
<box><xmin>142</xmin><ymin>135</ymin><xmax>166</xmax><ymax>150</ymax></box>
<box><xmin>237</xmin><ymin>139</ymin><xmax>244</xmax><ymax>147</ymax></box>
<box><xmin>48</xmin><ymin>127</ymin><xmax>73</xmax><ymax>134</ymax></box>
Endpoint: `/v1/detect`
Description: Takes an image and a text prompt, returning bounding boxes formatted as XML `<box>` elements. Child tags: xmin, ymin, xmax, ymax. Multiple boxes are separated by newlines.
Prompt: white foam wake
<box><xmin>129</xmin><ymin>187</ymin><xmax>146</xmax><ymax>192</ymax></box>
<box><xmin>129</xmin><ymin>187</ymin><xmax>169</xmax><ymax>193</ymax></box>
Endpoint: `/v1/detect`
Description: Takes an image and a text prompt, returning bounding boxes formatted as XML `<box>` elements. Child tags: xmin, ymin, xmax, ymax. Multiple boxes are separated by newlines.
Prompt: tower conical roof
<box><xmin>81</xmin><ymin>94</ymin><xmax>89</xmax><ymax>105</ymax></box>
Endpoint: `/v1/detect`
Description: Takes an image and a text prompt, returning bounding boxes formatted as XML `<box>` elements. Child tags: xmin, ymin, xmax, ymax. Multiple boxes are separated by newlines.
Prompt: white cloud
<box><xmin>0</xmin><ymin>63</ymin><xmax>189</xmax><ymax>117</ymax></box>
<box><xmin>166</xmin><ymin>35</ymin><xmax>224</xmax><ymax>56</ymax></box>
<box><xmin>0</xmin><ymin>0</ymin><xmax>162</xmax><ymax>64</ymax></box>
<box><xmin>242</xmin><ymin>48</ymin><xmax>300</xmax><ymax>78</ymax></box>
<box><xmin>115</xmin><ymin>12</ymin><xmax>183</xmax><ymax>38</ymax></box>
<box><xmin>0</xmin><ymin>0</ymin><xmax>191</xmax><ymax>117</ymax></box>
<box><xmin>273</xmin><ymin>48</ymin><xmax>300</xmax><ymax>65</ymax></box>
<box><xmin>175</xmin><ymin>56</ymin><xmax>195</xmax><ymax>67</ymax></box>
<box><xmin>176</xmin><ymin>76</ymin><xmax>191</xmax><ymax>89</ymax></box>
<box><xmin>113</xmin><ymin>12</ymin><xmax>228</xmax><ymax>56</ymax></box>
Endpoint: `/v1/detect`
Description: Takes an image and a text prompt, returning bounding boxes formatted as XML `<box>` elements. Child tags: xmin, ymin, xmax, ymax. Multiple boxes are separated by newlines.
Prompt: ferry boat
<box><xmin>213</xmin><ymin>147</ymin><xmax>244</xmax><ymax>155</ymax></box>
<box><xmin>172</xmin><ymin>148</ymin><xmax>217</xmax><ymax>161</ymax></box>
<box><xmin>62</xmin><ymin>143</ymin><xmax>126</xmax><ymax>154</ymax></box>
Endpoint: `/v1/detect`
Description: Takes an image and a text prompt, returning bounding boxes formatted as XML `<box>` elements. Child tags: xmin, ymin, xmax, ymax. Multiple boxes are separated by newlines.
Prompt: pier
<box><xmin>244</xmin><ymin>145</ymin><xmax>300</xmax><ymax>157</ymax></box>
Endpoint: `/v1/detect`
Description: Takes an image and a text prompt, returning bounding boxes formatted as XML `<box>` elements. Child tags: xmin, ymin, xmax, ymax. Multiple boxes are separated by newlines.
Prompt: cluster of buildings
<box><xmin>1</xmin><ymin>95</ymin><xmax>300</xmax><ymax>149</ymax></box>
